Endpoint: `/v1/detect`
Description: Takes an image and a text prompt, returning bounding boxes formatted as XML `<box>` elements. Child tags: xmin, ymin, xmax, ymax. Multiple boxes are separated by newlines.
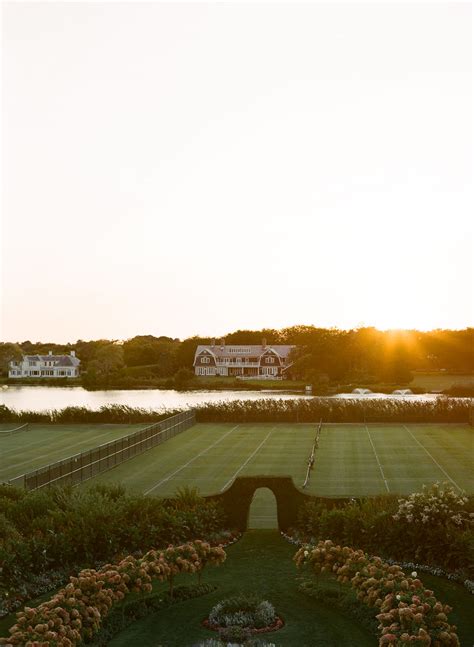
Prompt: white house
<box><xmin>193</xmin><ymin>339</ymin><xmax>295</xmax><ymax>378</ymax></box>
<box><xmin>9</xmin><ymin>351</ymin><xmax>81</xmax><ymax>378</ymax></box>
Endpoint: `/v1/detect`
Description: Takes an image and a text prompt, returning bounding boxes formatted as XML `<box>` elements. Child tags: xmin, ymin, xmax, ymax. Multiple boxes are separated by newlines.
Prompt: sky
<box><xmin>1</xmin><ymin>2</ymin><xmax>472</xmax><ymax>343</ymax></box>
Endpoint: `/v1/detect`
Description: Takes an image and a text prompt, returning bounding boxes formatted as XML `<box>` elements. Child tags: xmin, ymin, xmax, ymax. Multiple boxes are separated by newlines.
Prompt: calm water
<box><xmin>0</xmin><ymin>385</ymin><xmax>441</xmax><ymax>412</ymax></box>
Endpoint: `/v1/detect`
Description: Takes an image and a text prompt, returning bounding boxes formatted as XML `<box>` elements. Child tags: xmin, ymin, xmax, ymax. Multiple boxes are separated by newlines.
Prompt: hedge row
<box><xmin>0</xmin><ymin>397</ymin><xmax>471</xmax><ymax>425</ymax></box>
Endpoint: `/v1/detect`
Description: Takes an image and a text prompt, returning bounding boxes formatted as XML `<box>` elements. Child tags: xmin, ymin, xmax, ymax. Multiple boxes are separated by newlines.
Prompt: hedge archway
<box><xmin>205</xmin><ymin>476</ymin><xmax>343</xmax><ymax>532</ymax></box>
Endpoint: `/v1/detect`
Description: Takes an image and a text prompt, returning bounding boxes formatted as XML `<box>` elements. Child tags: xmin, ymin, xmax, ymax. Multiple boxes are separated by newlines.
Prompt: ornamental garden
<box><xmin>0</xmin><ymin>400</ymin><xmax>473</xmax><ymax>646</ymax></box>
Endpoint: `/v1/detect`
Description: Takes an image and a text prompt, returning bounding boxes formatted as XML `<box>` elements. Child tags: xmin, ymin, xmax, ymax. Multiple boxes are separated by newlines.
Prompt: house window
<box><xmin>266</xmin><ymin>357</ymin><xmax>275</xmax><ymax>364</ymax></box>
<box><xmin>201</xmin><ymin>357</ymin><xmax>210</xmax><ymax>364</ymax></box>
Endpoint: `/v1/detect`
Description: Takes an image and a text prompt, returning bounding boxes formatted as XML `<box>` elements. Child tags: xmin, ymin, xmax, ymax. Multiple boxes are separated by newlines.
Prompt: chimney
<box><xmin>70</xmin><ymin>350</ymin><xmax>76</xmax><ymax>357</ymax></box>
<box><xmin>48</xmin><ymin>350</ymin><xmax>53</xmax><ymax>355</ymax></box>
<box><xmin>262</xmin><ymin>337</ymin><xmax>267</xmax><ymax>349</ymax></box>
<box><xmin>220</xmin><ymin>338</ymin><xmax>226</xmax><ymax>347</ymax></box>
<box><xmin>211</xmin><ymin>338</ymin><xmax>215</xmax><ymax>347</ymax></box>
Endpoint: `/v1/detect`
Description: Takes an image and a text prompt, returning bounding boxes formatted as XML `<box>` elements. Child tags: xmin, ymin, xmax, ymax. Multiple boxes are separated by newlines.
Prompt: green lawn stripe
<box><xmin>402</xmin><ymin>424</ymin><xmax>463</xmax><ymax>491</ymax></box>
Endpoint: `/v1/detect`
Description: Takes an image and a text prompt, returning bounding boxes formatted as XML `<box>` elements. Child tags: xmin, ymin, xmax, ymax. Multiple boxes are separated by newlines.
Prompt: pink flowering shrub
<box><xmin>294</xmin><ymin>539</ymin><xmax>459</xmax><ymax>647</ymax></box>
<box><xmin>0</xmin><ymin>541</ymin><xmax>226</xmax><ymax>647</ymax></box>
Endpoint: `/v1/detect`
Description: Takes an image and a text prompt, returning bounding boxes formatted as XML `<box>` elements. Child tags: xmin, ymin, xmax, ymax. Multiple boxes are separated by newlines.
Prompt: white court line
<box><xmin>365</xmin><ymin>426</ymin><xmax>390</xmax><ymax>492</ymax></box>
<box><xmin>144</xmin><ymin>425</ymin><xmax>240</xmax><ymax>495</ymax></box>
<box><xmin>220</xmin><ymin>428</ymin><xmax>274</xmax><ymax>492</ymax></box>
<box><xmin>402</xmin><ymin>425</ymin><xmax>463</xmax><ymax>492</ymax></box>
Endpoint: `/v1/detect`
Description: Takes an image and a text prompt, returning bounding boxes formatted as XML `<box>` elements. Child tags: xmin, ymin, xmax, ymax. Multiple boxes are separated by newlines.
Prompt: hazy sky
<box><xmin>1</xmin><ymin>2</ymin><xmax>472</xmax><ymax>343</ymax></box>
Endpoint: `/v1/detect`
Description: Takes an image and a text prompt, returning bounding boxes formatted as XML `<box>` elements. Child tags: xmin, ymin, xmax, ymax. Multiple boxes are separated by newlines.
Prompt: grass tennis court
<box><xmin>1</xmin><ymin>422</ymin><xmax>472</xmax><ymax>499</ymax></box>
<box><xmin>0</xmin><ymin>423</ymin><xmax>146</xmax><ymax>482</ymax></box>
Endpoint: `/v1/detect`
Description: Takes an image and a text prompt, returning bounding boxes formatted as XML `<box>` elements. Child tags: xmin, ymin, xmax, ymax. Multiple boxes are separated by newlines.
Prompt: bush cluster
<box><xmin>294</xmin><ymin>539</ymin><xmax>460</xmax><ymax>646</ymax></box>
<box><xmin>0</xmin><ymin>540</ymin><xmax>226</xmax><ymax>646</ymax></box>
<box><xmin>0</xmin><ymin>484</ymin><xmax>227</xmax><ymax>615</ymax></box>
<box><xmin>293</xmin><ymin>486</ymin><xmax>474</xmax><ymax>576</ymax></box>
<box><xmin>393</xmin><ymin>483</ymin><xmax>474</xmax><ymax>529</ymax></box>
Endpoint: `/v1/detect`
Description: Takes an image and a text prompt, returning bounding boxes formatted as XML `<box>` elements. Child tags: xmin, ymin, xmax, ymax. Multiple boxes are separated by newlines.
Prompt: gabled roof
<box><xmin>194</xmin><ymin>344</ymin><xmax>295</xmax><ymax>361</ymax></box>
<box><xmin>24</xmin><ymin>354</ymin><xmax>81</xmax><ymax>367</ymax></box>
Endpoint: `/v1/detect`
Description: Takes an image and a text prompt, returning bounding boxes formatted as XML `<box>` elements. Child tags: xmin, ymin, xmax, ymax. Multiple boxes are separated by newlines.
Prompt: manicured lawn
<box><xmin>2</xmin><ymin>423</ymin><xmax>472</xmax><ymax>503</ymax></box>
<box><xmin>87</xmin><ymin>422</ymin><xmax>473</xmax><ymax>498</ymax></box>
<box><xmin>108</xmin><ymin>530</ymin><xmax>376</xmax><ymax>647</ymax></box>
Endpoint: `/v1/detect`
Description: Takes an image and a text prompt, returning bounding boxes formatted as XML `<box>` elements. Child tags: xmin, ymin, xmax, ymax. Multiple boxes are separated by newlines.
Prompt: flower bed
<box><xmin>295</xmin><ymin>539</ymin><xmax>460</xmax><ymax>646</ymax></box>
<box><xmin>282</xmin><ymin>530</ymin><xmax>474</xmax><ymax>597</ymax></box>
<box><xmin>203</xmin><ymin>594</ymin><xmax>284</xmax><ymax>637</ymax></box>
<box><xmin>0</xmin><ymin>541</ymin><xmax>226</xmax><ymax>646</ymax></box>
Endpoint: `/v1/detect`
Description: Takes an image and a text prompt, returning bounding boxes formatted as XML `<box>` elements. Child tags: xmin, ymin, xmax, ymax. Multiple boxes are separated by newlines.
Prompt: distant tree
<box><xmin>82</xmin><ymin>343</ymin><xmax>124</xmax><ymax>388</ymax></box>
<box><xmin>175</xmin><ymin>336</ymin><xmax>210</xmax><ymax>371</ymax></box>
<box><xmin>0</xmin><ymin>343</ymin><xmax>22</xmax><ymax>375</ymax></box>
<box><xmin>123</xmin><ymin>335</ymin><xmax>179</xmax><ymax>375</ymax></box>
<box><xmin>173</xmin><ymin>367</ymin><xmax>194</xmax><ymax>389</ymax></box>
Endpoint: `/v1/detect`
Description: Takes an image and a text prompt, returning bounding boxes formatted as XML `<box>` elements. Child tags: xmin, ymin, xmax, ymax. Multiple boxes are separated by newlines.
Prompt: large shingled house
<box><xmin>193</xmin><ymin>339</ymin><xmax>295</xmax><ymax>378</ymax></box>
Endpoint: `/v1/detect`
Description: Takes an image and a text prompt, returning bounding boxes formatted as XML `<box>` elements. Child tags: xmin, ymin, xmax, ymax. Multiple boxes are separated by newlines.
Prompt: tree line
<box><xmin>0</xmin><ymin>326</ymin><xmax>472</xmax><ymax>389</ymax></box>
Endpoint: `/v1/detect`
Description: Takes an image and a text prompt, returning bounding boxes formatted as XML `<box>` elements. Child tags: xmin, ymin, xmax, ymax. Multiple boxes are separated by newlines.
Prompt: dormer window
<box><xmin>201</xmin><ymin>356</ymin><xmax>210</xmax><ymax>364</ymax></box>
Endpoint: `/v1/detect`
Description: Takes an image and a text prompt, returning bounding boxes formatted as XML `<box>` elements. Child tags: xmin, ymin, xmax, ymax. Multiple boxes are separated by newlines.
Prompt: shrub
<box><xmin>295</xmin><ymin>539</ymin><xmax>460</xmax><ymax>646</ymax></box>
<box><xmin>294</xmin><ymin>488</ymin><xmax>474</xmax><ymax>576</ymax></box>
<box><xmin>393</xmin><ymin>483</ymin><xmax>473</xmax><ymax>529</ymax></box>
<box><xmin>1</xmin><ymin>541</ymin><xmax>226</xmax><ymax>646</ymax></box>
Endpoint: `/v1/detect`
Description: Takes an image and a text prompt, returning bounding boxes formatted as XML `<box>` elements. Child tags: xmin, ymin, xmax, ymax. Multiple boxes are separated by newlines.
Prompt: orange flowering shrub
<box><xmin>0</xmin><ymin>541</ymin><xmax>226</xmax><ymax>647</ymax></box>
<box><xmin>294</xmin><ymin>540</ymin><xmax>459</xmax><ymax>647</ymax></box>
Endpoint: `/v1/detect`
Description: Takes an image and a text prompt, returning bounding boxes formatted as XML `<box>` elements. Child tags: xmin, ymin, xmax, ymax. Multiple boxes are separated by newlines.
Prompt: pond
<box><xmin>0</xmin><ymin>385</ymin><xmax>442</xmax><ymax>412</ymax></box>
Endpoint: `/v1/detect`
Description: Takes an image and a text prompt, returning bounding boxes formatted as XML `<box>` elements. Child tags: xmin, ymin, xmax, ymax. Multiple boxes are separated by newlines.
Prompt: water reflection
<box><xmin>0</xmin><ymin>386</ymin><xmax>443</xmax><ymax>412</ymax></box>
